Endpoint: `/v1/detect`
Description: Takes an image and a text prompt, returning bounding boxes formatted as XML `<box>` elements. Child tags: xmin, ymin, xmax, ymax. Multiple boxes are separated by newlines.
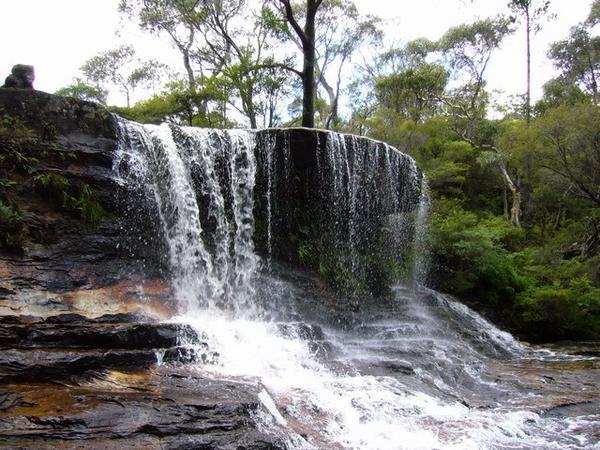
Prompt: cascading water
<box><xmin>115</xmin><ymin>121</ymin><xmax>598</xmax><ymax>450</ymax></box>
<box><xmin>115</xmin><ymin>120</ymin><xmax>259</xmax><ymax>317</ymax></box>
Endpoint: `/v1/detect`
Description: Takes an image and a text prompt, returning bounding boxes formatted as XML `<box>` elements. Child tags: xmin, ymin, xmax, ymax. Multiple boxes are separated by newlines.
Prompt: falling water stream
<box><xmin>115</xmin><ymin>120</ymin><xmax>598</xmax><ymax>450</ymax></box>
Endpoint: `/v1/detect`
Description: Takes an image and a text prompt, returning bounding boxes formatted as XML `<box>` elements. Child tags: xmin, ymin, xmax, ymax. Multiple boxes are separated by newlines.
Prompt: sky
<box><xmin>0</xmin><ymin>0</ymin><xmax>594</xmax><ymax>107</ymax></box>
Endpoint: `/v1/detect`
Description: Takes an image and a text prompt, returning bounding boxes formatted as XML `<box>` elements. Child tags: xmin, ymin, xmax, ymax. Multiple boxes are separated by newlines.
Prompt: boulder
<box><xmin>2</xmin><ymin>64</ymin><xmax>34</xmax><ymax>89</ymax></box>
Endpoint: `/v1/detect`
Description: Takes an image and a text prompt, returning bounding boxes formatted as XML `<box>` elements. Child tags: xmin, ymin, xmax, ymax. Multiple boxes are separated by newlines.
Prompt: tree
<box><xmin>346</xmin><ymin>38</ymin><xmax>439</xmax><ymax>135</ymax></box>
<box><xmin>437</xmin><ymin>17</ymin><xmax>526</xmax><ymax>226</ymax></box>
<box><xmin>375</xmin><ymin>63</ymin><xmax>448</xmax><ymax>123</ymax></box>
<box><xmin>549</xmin><ymin>24</ymin><xmax>600</xmax><ymax>103</ymax></box>
<box><xmin>586</xmin><ymin>0</ymin><xmax>600</xmax><ymax>26</ymax></box>
<box><xmin>508</xmin><ymin>0</ymin><xmax>553</xmax><ymax>124</ymax></box>
<box><xmin>55</xmin><ymin>79</ymin><xmax>108</xmax><ymax>104</ymax></box>
<box><xmin>438</xmin><ymin>16</ymin><xmax>513</xmax><ymax>129</ymax></box>
<box><xmin>534</xmin><ymin>78</ymin><xmax>589</xmax><ymax>115</ymax></box>
<box><xmin>204</xmin><ymin>1</ymin><xmax>290</xmax><ymax>128</ymax></box>
<box><xmin>281</xmin><ymin>0</ymin><xmax>383</xmax><ymax>129</ymax></box>
<box><xmin>120</xmin><ymin>0</ymin><xmax>289</xmax><ymax>128</ymax></box>
<box><xmin>119</xmin><ymin>0</ymin><xmax>199</xmax><ymax>92</ymax></box>
<box><xmin>81</xmin><ymin>45</ymin><xmax>164</xmax><ymax>107</ymax></box>
<box><xmin>536</xmin><ymin>103</ymin><xmax>600</xmax><ymax>208</ymax></box>
<box><xmin>276</xmin><ymin>0</ymin><xmax>324</xmax><ymax>128</ymax></box>
<box><xmin>309</xmin><ymin>0</ymin><xmax>381</xmax><ymax>128</ymax></box>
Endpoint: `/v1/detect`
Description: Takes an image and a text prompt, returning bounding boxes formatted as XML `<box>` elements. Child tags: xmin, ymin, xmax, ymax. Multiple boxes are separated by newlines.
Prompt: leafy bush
<box><xmin>429</xmin><ymin>199</ymin><xmax>526</xmax><ymax>307</ymax></box>
<box><xmin>0</xmin><ymin>200</ymin><xmax>28</xmax><ymax>252</ymax></box>
<box><xmin>516</xmin><ymin>286</ymin><xmax>600</xmax><ymax>341</ymax></box>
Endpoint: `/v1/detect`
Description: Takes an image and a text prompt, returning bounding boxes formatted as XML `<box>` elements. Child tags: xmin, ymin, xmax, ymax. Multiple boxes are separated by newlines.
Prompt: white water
<box><xmin>116</xmin><ymin>121</ymin><xmax>599</xmax><ymax>450</ymax></box>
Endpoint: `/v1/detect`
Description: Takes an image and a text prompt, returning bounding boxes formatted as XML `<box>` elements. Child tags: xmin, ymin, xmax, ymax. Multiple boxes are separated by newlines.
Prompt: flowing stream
<box><xmin>115</xmin><ymin>121</ymin><xmax>599</xmax><ymax>450</ymax></box>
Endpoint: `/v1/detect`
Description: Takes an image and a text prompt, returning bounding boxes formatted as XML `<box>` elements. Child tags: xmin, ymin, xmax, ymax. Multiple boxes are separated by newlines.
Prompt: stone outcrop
<box><xmin>0</xmin><ymin>89</ymin><xmax>167</xmax><ymax>300</ymax></box>
<box><xmin>1</xmin><ymin>64</ymin><xmax>35</xmax><ymax>89</ymax></box>
<box><xmin>0</xmin><ymin>311</ymin><xmax>284</xmax><ymax>449</ymax></box>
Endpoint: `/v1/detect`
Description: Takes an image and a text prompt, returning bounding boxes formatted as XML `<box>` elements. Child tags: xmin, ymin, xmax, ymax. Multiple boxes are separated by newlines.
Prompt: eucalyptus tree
<box><xmin>268</xmin><ymin>0</ymin><xmax>380</xmax><ymax>128</ymax></box>
<box><xmin>438</xmin><ymin>16</ymin><xmax>513</xmax><ymax>129</ymax></box>
<box><xmin>536</xmin><ymin>103</ymin><xmax>600</xmax><ymax>209</ymax></box>
<box><xmin>534</xmin><ymin>78</ymin><xmax>590</xmax><ymax>115</ymax></box>
<box><xmin>375</xmin><ymin>63</ymin><xmax>448</xmax><ymax>123</ymax></box>
<box><xmin>80</xmin><ymin>45</ymin><xmax>164</xmax><ymax>107</ymax></box>
<box><xmin>119</xmin><ymin>1</ymin><xmax>199</xmax><ymax>91</ymax></box>
<box><xmin>438</xmin><ymin>16</ymin><xmax>529</xmax><ymax>226</ymax></box>
<box><xmin>346</xmin><ymin>38</ymin><xmax>440</xmax><ymax>134</ymax></box>
<box><xmin>273</xmin><ymin>0</ymin><xmax>324</xmax><ymax>128</ymax></box>
<box><xmin>119</xmin><ymin>0</ymin><xmax>287</xmax><ymax>128</ymax></box>
<box><xmin>507</xmin><ymin>0</ymin><xmax>553</xmax><ymax>124</ymax></box>
<box><xmin>311</xmin><ymin>0</ymin><xmax>382</xmax><ymax>128</ymax></box>
<box><xmin>549</xmin><ymin>24</ymin><xmax>600</xmax><ymax>103</ymax></box>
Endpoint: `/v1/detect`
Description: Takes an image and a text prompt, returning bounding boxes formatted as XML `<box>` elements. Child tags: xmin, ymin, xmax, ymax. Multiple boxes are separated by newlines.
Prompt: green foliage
<box><xmin>438</xmin><ymin>16</ymin><xmax>513</xmax><ymax>80</ymax></box>
<box><xmin>33</xmin><ymin>172</ymin><xmax>70</xmax><ymax>193</ymax></box>
<box><xmin>55</xmin><ymin>79</ymin><xmax>108</xmax><ymax>104</ymax></box>
<box><xmin>534</xmin><ymin>78</ymin><xmax>590</xmax><ymax>115</ymax></box>
<box><xmin>0</xmin><ymin>116</ymin><xmax>40</xmax><ymax>172</ymax></box>
<box><xmin>535</xmin><ymin>103</ymin><xmax>600</xmax><ymax>207</ymax></box>
<box><xmin>375</xmin><ymin>63</ymin><xmax>448</xmax><ymax>122</ymax></box>
<box><xmin>517</xmin><ymin>288</ymin><xmax>599</xmax><ymax>341</ymax></box>
<box><xmin>0</xmin><ymin>200</ymin><xmax>29</xmax><ymax>253</ymax></box>
<box><xmin>32</xmin><ymin>173</ymin><xmax>104</xmax><ymax>228</ymax></box>
<box><xmin>80</xmin><ymin>45</ymin><xmax>165</xmax><ymax>107</ymax></box>
<box><xmin>548</xmin><ymin>24</ymin><xmax>600</xmax><ymax>100</ymax></box>
<box><xmin>110</xmin><ymin>80</ymin><xmax>233</xmax><ymax>127</ymax></box>
<box><xmin>73</xmin><ymin>184</ymin><xmax>105</xmax><ymax>228</ymax></box>
<box><xmin>296</xmin><ymin>224</ymin><xmax>369</xmax><ymax>298</ymax></box>
<box><xmin>295</xmin><ymin>218</ymin><xmax>414</xmax><ymax>300</ymax></box>
<box><xmin>430</xmin><ymin>199</ymin><xmax>526</xmax><ymax>306</ymax></box>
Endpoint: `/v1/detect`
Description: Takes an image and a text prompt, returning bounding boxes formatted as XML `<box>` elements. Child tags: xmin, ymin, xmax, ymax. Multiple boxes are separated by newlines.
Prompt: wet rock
<box><xmin>0</xmin><ymin>320</ymin><xmax>200</xmax><ymax>350</ymax></box>
<box><xmin>2</xmin><ymin>64</ymin><xmax>34</xmax><ymax>89</ymax></box>
<box><xmin>0</xmin><ymin>89</ymin><xmax>168</xmax><ymax>299</ymax></box>
<box><xmin>276</xmin><ymin>321</ymin><xmax>332</xmax><ymax>359</ymax></box>
<box><xmin>0</xmin><ymin>309</ymin><xmax>208</xmax><ymax>384</ymax></box>
<box><xmin>0</xmin><ymin>307</ymin><xmax>286</xmax><ymax>447</ymax></box>
<box><xmin>0</xmin><ymin>348</ymin><xmax>159</xmax><ymax>383</ymax></box>
<box><xmin>276</xmin><ymin>322</ymin><xmax>325</xmax><ymax>341</ymax></box>
<box><xmin>541</xmin><ymin>400</ymin><xmax>599</xmax><ymax>418</ymax></box>
<box><xmin>0</xmin><ymin>368</ymin><xmax>286</xmax><ymax>449</ymax></box>
<box><xmin>0</xmin><ymin>392</ymin><xmax>32</xmax><ymax>411</ymax></box>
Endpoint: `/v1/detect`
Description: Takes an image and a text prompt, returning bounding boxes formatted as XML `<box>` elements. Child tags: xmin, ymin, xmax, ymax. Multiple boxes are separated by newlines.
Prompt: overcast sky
<box><xmin>0</xmin><ymin>0</ymin><xmax>594</xmax><ymax>107</ymax></box>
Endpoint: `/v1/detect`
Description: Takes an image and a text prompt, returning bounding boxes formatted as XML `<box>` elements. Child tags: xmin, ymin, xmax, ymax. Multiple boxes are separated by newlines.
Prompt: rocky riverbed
<box><xmin>0</xmin><ymin>287</ymin><xmax>286</xmax><ymax>449</ymax></box>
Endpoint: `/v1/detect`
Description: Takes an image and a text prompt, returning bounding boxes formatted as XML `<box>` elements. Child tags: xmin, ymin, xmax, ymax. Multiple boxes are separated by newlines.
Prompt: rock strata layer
<box><xmin>0</xmin><ymin>311</ymin><xmax>284</xmax><ymax>449</ymax></box>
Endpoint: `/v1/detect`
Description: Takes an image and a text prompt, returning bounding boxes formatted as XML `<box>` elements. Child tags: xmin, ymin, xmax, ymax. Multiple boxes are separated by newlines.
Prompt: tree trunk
<box><xmin>183</xmin><ymin>50</ymin><xmax>195</xmax><ymax>92</ymax></box>
<box><xmin>503</xmin><ymin>185</ymin><xmax>509</xmax><ymax>220</ymax></box>
<box><xmin>302</xmin><ymin>1</ymin><xmax>318</xmax><ymax>128</ymax></box>
<box><xmin>509</xmin><ymin>184</ymin><xmax>522</xmax><ymax>227</ymax></box>
<box><xmin>279</xmin><ymin>0</ymin><xmax>321</xmax><ymax>128</ymax></box>
<box><xmin>500</xmin><ymin>162</ymin><xmax>521</xmax><ymax>227</ymax></box>
<box><xmin>525</xmin><ymin>6</ymin><xmax>531</xmax><ymax>125</ymax></box>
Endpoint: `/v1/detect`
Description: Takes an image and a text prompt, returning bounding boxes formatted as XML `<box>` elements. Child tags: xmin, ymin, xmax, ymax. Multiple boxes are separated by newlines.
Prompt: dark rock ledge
<box><xmin>0</xmin><ymin>311</ymin><xmax>285</xmax><ymax>449</ymax></box>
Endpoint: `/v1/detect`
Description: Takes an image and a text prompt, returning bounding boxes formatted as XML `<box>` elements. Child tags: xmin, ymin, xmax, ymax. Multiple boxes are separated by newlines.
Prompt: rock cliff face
<box><xmin>0</xmin><ymin>89</ymin><xmax>167</xmax><ymax>303</ymax></box>
<box><xmin>1</xmin><ymin>89</ymin><xmax>422</xmax><ymax>307</ymax></box>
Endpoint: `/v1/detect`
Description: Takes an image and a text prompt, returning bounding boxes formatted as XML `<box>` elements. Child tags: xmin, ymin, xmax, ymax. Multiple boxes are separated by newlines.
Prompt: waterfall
<box><xmin>115</xmin><ymin>120</ymin><xmax>259</xmax><ymax>317</ymax></box>
<box><xmin>413</xmin><ymin>176</ymin><xmax>431</xmax><ymax>286</ymax></box>
<box><xmin>116</xmin><ymin>122</ymin><xmax>424</xmax><ymax>313</ymax></box>
<box><xmin>255</xmin><ymin>129</ymin><xmax>422</xmax><ymax>298</ymax></box>
<box><xmin>113</xmin><ymin>120</ymin><xmax>597</xmax><ymax>450</ymax></box>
